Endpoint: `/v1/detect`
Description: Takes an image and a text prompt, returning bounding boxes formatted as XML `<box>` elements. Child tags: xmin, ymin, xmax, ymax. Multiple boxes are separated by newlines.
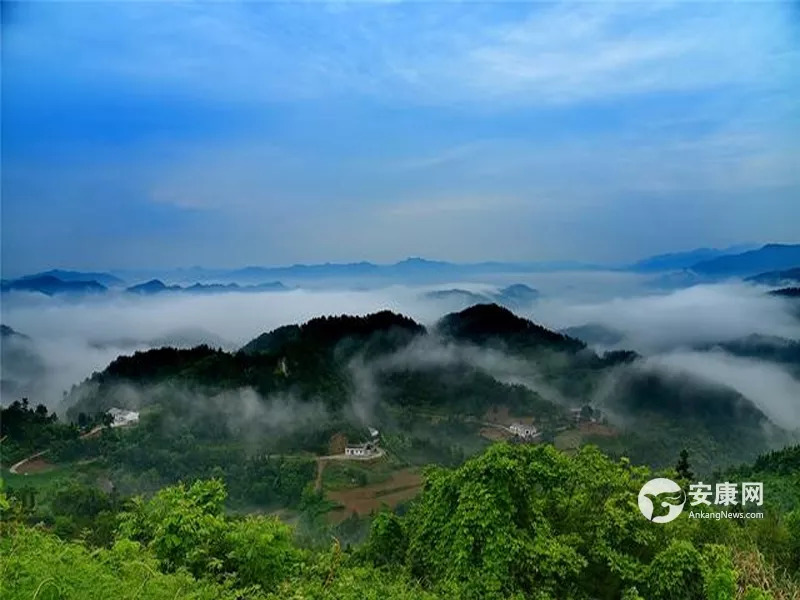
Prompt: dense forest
<box><xmin>2</xmin><ymin>440</ymin><xmax>799</xmax><ymax>599</ymax></box>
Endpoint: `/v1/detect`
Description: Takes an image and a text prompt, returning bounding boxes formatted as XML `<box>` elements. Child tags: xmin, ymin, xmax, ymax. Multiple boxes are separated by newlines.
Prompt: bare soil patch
<box><xmin>16</xmin><ymin>457</ymin><xmax>54</xmax><ymax>474</ymax></box>
<box><xmin>326</xmin><ymin>468</ymin><xmax>423</xmax><ymax>523</ymax></box>
<box><xmin>579</xmin><ymin>422</ymin><xmax>618</xmax><ymax>437</ymax></box>
<box><xmin>480</xmin><ymin>426</ymin><xmax>512</xmax><ymax>441</ymax></box>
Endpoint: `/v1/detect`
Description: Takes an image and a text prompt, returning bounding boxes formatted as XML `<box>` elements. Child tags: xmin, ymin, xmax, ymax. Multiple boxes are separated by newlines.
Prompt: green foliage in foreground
<box><xmin>0</xmin><ymin>529</ymin><xmax>252</xmax><ymax>600</ymax></box>
<box><xmin>3</xmin><ymin>443</ymin><xmax>799</xmax><ymax>600</ymax></box>
<box><xmin>118</xmin><ymin>478</ymin><xmax>304</xmax><ymax>587</ymax></box>
<box><xmin>0</xmin><ymin>525</ymin><xmax>440</xmax><ymax>600</ymax></box>
<box><xmin>364</xmin><ymin>444</ymin><xmax>761</xmax><ymax>600</ymax></box>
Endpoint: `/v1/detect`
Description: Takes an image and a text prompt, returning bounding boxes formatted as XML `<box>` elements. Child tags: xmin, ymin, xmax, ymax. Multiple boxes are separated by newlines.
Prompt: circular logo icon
<box><xmin>638</xmin><ymin>478</ymin><xmax>685</xmax><ymax>523</ymax></box>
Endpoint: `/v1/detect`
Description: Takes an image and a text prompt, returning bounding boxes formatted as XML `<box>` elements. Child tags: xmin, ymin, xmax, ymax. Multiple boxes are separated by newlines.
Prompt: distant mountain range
<box><xmin>126</xmin><ymin>279</ymin><xmax>288</xmax><ymax>295</ymax></box>
<box><xmin>138</xmin><ymin>244</ymin><xmax>795</xmax><ymax>281</ymax></box>
<box><xmin>690</xmin><ymin>244</ymin><xmax>800</xmax><ymax>277</ymax></box>
<box><xmin>5</xmin><ymin>243</ymin><xmax>799</xmax><ymax>293</ymax></box>
<box><xmin>746</xmin><ymin>267</ymin><xmax>800</xmax><ymax>287</ymax></box>
<box><xmin>423</xmin><ymin>284</ymin><xmax>539</xmax><ymax>311</ymax></box>
<box><xmin>1</xmin><ymin>275</ymin><xmax>288</xmax><ymax>297</ymax></box>
<box><xmin>125</xmin><ymin>279</ymin><xmax>182</xmax><ymax>295</ymax></box>
<box><xmin>628</xmin><ymin>244</ymin><xmax>756</xmax><ymax>272</ymax></box>
<box><xmin>18</xmin><ymin>269</ymin><xmax>125</xmax><ymax>287</ymax></box>
<box><xmin>638</xmin><ymin>243</ymin><xmax>800</xmax><ymax>288</ymax></box>
<box><xmin>123</xmin><ymin>257</ymin><xmax>602</xmax><ymax>285</ymax></box>
<box><xmin>0</xmin><ymin>275</ymin><xmax>108</xmax><ymax>296</ymax></box>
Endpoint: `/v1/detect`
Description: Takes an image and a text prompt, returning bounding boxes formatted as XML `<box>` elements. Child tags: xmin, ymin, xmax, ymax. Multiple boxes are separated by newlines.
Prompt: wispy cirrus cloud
<box><xmin>6</xmin><ymin>2</ymin><xmax>798</xmax><ymax>106</ymax></box>
<box><xmin>2</xmin><ymin>1</ymin><xmax>799</xmax><ymax>273</ymax></box>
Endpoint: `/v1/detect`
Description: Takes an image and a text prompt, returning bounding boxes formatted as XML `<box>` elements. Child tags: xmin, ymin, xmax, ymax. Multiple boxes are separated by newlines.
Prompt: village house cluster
<box><xmin>509</xmin><ymin>422</ymin><xmax>539</xmax><ymax>440</ymax></box>
<box><xmin>344</xmin><ymin>427</ymin><xmax>380</xmax><ymax>457</ymax></box>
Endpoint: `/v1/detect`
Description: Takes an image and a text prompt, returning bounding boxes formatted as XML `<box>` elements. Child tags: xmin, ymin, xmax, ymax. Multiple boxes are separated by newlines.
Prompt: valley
<box><xmin>3</xmin><ymin>255</ymin><xmax>800</xmax><ymax>599</ymax></box>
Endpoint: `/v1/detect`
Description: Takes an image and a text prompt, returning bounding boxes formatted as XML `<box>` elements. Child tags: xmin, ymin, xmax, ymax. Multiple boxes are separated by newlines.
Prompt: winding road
<box><xmin>6</xmin><ymin>425</ymin><xmax>104</xmax><ymax>475</ymax></box>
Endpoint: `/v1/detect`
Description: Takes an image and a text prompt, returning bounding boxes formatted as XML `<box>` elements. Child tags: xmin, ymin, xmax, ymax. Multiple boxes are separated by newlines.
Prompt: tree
<box><xmin>362</xmin><ymin>510</ymin><xmax>407</xmax><ymax>566</ymax></box>
<box><xmin>398</xmin><ymin>443</ymin><xmax>662</xmax><ymax>599</ymax></box>
<box><xmin>676</xmin><ymin>448</ymin><xmax>694</xmax><ymax>482</ymax></box>
<box><xmin>118</xmin><ymin>478</ymin><xmax>229</xmax><ymax>576</ymax></box>
<box><xmin>0</xmin><ymin>527</ymin><xmax>257</xmax><ymax>600</ymax></box>
<box><xmin>225</xmin><ymin>516</ymin><xmax>304</xmax><ymax>591</ymax></box>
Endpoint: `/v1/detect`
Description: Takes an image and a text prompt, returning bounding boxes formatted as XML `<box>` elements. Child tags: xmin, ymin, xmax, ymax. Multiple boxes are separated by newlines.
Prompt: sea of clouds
<box><xmin>2</xmin><ymin>273</ymin><xmax>799</xmax><ymax>429</ymax></box>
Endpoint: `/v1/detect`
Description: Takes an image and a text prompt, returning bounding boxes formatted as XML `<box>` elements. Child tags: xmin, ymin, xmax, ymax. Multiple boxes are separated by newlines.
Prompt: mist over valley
<box><xmin>4</xmin><ymin>249</ymin><xmax>800</xmax><ymax>478</ymax></box>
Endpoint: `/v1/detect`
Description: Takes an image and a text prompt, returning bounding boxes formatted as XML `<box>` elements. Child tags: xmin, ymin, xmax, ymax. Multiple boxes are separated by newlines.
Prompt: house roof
<box><xmin>108</xmin><ymin>407</ymin><xmax>138</xmax><ymax>416</ymax></box>
<box><xmin>346</xmin><ymin>442</ymin><xmax>374</xmax><ymax>450</ymax></box>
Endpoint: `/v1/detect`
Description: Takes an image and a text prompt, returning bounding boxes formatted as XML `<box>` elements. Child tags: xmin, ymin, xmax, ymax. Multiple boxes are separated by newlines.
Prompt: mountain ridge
<box><xmin>691</xmin><ymin>244</ymin><xmax>800</xmax><ymax>276</ymax></box>
<box><xmin>1</xmin><ymin>275</ymin><xmax>108</xmax><ymax>296</ymax></box>
<box><xmin>746</xmin><ymin>267</ymin><xmax>800</xmax><ymax>286</ymax></box>
<box><xmin>629</xmin><ymin>244</ymin><xmax>755</xmax><ymax>272</ymax></box>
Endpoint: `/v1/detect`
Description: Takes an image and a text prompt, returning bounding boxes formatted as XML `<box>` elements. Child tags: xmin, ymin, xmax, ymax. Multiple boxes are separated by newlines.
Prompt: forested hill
<box><xmin>770</xmin><ymin>287</ymin><xmax>800</xmax><ymax>298</ymax></box>
<box><xmin>241</xmin><ymin>310</ymin><xmax>425</xmax><ymax>356</ymax></box>
<box><xmin>73</xmin><ymin>304</ymin><xmax>591</xmax><ymax>405</ymax></box>
<box><xmin>59</xmin><ymin>303</ymin><xmax>792</xmax><ymax>474</ymax></box>
<box><xmin>437</xmin><ymin>303</ymin><xmax>586</xmax><ymax>353</ymax></box>
<box><xmin>97</xmin><ymin>345</ymin><xmax>225</xmax><ymax>383</ymax></box>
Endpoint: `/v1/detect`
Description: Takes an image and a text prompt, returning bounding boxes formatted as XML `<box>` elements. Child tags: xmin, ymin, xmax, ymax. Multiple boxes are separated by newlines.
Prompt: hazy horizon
<box><xmin>0</xmin><ymin>242</ymin><xmax>780</xmax><ymax>281</ymax></box>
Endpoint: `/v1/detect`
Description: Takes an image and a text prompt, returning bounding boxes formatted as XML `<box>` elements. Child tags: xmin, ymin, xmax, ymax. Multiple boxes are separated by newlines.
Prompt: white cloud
<box><xmin>645</xmin><ymin>350</ymin><xmax>800</xmax><ymax>430</ymax></box>
<box><xmin>534</xmin><ymin>282</ymin><xmax>800</xmax><ymax>353</ymax></box>
<box><xmin>4</xmin><ymin>277</ymin><xmax>800</xmax><ymax>414</ymax></box>
<box><xmin>10</xmin><ymin>2</ymin><xmax>798</xmax><ymax>106</ymax></box>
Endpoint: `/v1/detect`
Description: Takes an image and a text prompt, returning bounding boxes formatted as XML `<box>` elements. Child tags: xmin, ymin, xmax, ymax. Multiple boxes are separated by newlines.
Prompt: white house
<box><xmin>509</xmin><ymin>422</ymin><xmax>538</xmax><ymax>439</ymax></box>
<box><xmin>345</xmin><ymin>442</ymin><xmax>377</xmax><ymax>457</ymax></box>
<box><xmin>570</xmin><ymin>406</ymin><xmax>601</xmax><ymax>424</ymax></box>
<box><xmin>107</xmin><ymin>407</ymin><xmax>139</xmax><ymax>428</ymax></box>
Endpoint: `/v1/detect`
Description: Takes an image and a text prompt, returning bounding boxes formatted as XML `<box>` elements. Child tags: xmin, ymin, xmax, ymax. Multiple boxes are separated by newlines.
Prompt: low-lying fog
<box><xmin>2</xmin><ymin>271</ymin><xmax>799</xmax><ymax>427</ymax></box>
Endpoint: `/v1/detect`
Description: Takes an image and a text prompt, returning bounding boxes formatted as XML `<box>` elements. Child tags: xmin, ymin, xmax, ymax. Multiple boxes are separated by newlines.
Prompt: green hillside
<box><xmin>2</xmin><ymin>442</ymin><xmax>798</xmax><ymax>599</ymax></box>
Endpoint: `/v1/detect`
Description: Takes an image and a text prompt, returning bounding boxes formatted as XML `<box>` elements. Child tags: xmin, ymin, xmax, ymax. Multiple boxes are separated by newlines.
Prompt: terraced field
<box><xmin>326</xmin><ymin>467</ymin><xmax>422</xmax><ymax>523</ymax></box>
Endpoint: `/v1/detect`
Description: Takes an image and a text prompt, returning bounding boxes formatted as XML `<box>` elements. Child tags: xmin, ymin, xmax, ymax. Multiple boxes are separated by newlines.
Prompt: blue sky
<box><xmin>2</xmin><ymin>1</ymin><xmax>799</xmax><ymax>275</ymax></box>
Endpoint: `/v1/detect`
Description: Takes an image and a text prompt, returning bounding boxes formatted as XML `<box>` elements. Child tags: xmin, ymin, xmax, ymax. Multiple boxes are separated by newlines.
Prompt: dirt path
<box><xmin>80</xmin><ymin>425</ymin><xmax>105</xmax><ymax>439</ymax></box>
<box><xmin>9</xmin><ymin>450</ymin><xmax>49</xmax><ymax>474</ymax></box>
<box><xmin>314</xmin><ymin>447</ymin><xmax>386</xmax><ymax>491</ymax></box>
<box><xmin>6</xmin><ymin>424</ymin><xmax>106</xmax><ymax>475</ymax></box>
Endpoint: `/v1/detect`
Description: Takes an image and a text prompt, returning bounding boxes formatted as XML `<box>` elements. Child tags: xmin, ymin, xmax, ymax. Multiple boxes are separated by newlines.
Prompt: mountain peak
<box><xmin>241</xmin><ymin>310</ymin><xmax>425</xmax><ymax>355</ymax></box>
<box><xmin>126</xmin><ymin>279</ymin><xmax>175</xmax><ymax>294</ymax></box>
<box><xmin>438</xmin><ymin>303</ymin><xmax>585</xmax><ymax>353</ymax></box>
<box><xmin>395</xmin><ymin>257</ymin><xmax>450</xmax><ymax>267</ymax></box>
<box><xmin>692</xmin><ymin>243</ymin><xmax>800</xmax><ymax>276</ymax></box>
<box><xmin>1</xmin><ymin>275</ymin><xmax>107</xmax><ymax>296</ymax></box>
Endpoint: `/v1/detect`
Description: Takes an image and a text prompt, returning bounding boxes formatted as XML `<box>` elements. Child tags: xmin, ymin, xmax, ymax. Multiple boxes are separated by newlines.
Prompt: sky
<box><xmin>2</xmin><ymin>1</ymin><xmax>799</xmax><ymax>275</ymax></box>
